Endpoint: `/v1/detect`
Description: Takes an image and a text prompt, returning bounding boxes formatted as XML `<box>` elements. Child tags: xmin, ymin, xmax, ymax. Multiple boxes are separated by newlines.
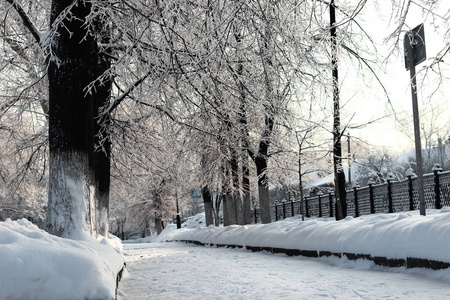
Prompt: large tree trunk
<box><xmin>334</xmin><ymin>142</ymin><xmax>347</xmax><ymax>219</ymax></box>
<box><xmin>255</xmin><ymin>156</ymin><xmax>271</xmax><ymax>224</ymax></box>
<box><xmin>222</xmin><ymin>192</ymin><xmax>230</xmax><ymax>226</ymax></box>
<box><xmin>235</xmin><ymin>194</ymin><xmax>244</xmax><ymax>225</ymax></box>
<box><xmin>222</xmin><ymin>162</ymin><xmax>237</xmax><ymax>226</ymax></box>
<box><xmin>230</xmin><ymin>147</ymin><xmax>243</xmax><ymax>225</ymax></box>
<box><xmin>153</xmin><ymin>180</ymin><xmax>166</xmax><ymax>235</ymax></box>
<box><xmin>47</xmin><ymin>0</ymin><xmax>97</xmax><ymax>238</ymax></box>
<box><xmin>213</xmin><ymin>194</ymin><xmax>221</xmax><ymax>227</ymax></box>
<box><xmin>94</xmin><ymin>128</ymin><xmax>111</xmax><ymax>236</ymax></box>
<box><xmin>223</xmin><ymin>192</ymin><xmax>237</xmax><ymax>226</ymax></box>
<box><xmin>200</xmin><ymin>154</ymin><xmax>215</xmax><ymax>227</ymax></box>
<box><xmin>330</xmin><ymin>0</ymin><xmax>347</xmax><ymax>220</ymax></box>
<box><xmin>242</xmin><ymin>152</ymin><xmax>252</xmax><ymax>224</ymax></box>
<box><xmin>202</xmin><ymin>185</ymin><xmax>214</xmax><ymax>227</ymax></box>
<box><xmin>93</xmin><ymin>61</ymin><xmax>112</xmax><ymax>237</ymax></box>
<box><xmin>248</xmin><ymin>9</ymin><xmax>275</xmax><ymax>225</ymax></box>
<box><xmin>235</xmin><ymin>27</ymin><xmax>251</xmax><ymax>225</ymax></box>
<box><xmin>93</xmin><ymin>11</ymin><xmax>113</xmax><ymax>237</ymax></box>
<box><xmin>155</xmin><ymin>217</ymin><xmax>163</xmax><ymax>235</ymax></box>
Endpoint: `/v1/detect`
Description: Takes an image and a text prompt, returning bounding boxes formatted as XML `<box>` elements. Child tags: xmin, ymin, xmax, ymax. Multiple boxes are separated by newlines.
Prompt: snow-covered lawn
<box><xmin>0</xmin><ymin>219</ymin><xmax>124</xmax><ymax>300</ymax></box>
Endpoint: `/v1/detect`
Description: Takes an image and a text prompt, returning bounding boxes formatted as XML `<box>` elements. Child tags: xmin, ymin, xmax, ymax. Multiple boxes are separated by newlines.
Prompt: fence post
<box><xmin>353</xmin><ymin>182</ymin><xmax>360</xmax><ymax>217</ymax></box>
<box><xmin>254</xmin><ymin>208</ymin><xmax>258</xmax><ymax>223</ymax></box>
<box><xmin>305</xmin><ymin>196</ymin><xmax>310</xmax><ymax>218</ymax></box>
<box><xmin>282</xmin><ymin>200</ymin><xmax>286</xmax><ymax>219</ymax></box>
<box><xmin>291</xmin><ymin>198</ymin><xmax>295</xmax><ymax>217</ymax></box>
<box><xmin>368</xmin><ymin>179</ymin><xmax>375</xmax><ymax>214</ymax></box>
<box><xmin>275</xmin><ymin>201</ymin><xmax>279</xmax><ymax>221</ymax></box>
<box><xmin>317</xmin><ymin>191</ymin><xmax>323</xmax><ymax>217</ymax></box>
<box><xmin>406</xmin><ymin>168</ymin><xmax>416</xmax><ymax>211</ymax></box>
<box><xmin>433</xmin><ymin>163</ymin><xmax>443</xmax><ymax>209</ymax></box>
<box><xmin>387</xmin><ymin>174</ymin><xmax>395</xmax><ymax>213</ymax></box>
<box><xmin>328</xmin><ymin>189</ymin><xmax>334</xmax><ymax>217</ymax></box>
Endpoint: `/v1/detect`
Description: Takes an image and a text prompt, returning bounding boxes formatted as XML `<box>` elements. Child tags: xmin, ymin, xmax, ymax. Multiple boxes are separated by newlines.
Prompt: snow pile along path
<box><xmin>157</xmin><ymin>209</ymin><xmax>450</xmax><ymax>267</ymax></box>
<box><xmin>0</xmin><ymin>218</ymin><xmax>125</xmax><ymax>300</ymax></box>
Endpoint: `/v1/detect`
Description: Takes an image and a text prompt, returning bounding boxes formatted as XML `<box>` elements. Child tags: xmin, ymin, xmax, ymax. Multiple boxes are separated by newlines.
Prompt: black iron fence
<box><xmin>252</xmin><ymin>168</ymin><xmax>450</xmax><ymax>223</ymax></box>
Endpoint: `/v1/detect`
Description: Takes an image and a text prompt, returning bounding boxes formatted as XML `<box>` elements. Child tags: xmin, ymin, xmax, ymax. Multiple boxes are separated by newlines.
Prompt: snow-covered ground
<box><xmin>0</xmin><ymin>219</ymin><xmax>124</xmax><ymax>300</ymax></box>
<box><xmin>118</xmin><ymin>242</ymin><xmax>450</xmax><ymax>299</ymax></box>
<box><xmin>118</xmin><ymin>209</ymin><xmax>450</xmax><ymax>299</ymax></box>
<box><xmin>3</xmin><ymin>209</ymin><xmax>450</xmax><ymax>299</ymax></box>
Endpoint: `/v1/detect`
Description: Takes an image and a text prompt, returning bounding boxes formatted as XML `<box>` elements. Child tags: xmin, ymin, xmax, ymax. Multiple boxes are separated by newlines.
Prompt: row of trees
<box><xmin>0</xmin><ymin>0</ymin><xmax>448</xmax><ymax>238</ymax></box>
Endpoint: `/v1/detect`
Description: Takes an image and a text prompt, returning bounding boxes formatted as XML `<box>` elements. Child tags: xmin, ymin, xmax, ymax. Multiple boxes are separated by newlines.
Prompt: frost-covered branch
<box><xmin>4</xmin><ymin>0</ymin><xmax>46</xmax><ymax>45</ymax></box>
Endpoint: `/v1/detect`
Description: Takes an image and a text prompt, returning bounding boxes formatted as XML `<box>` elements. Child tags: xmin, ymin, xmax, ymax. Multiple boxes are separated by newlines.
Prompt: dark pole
<box><xmin>347</xmin><ymin>132</ymin><xmax>351</xmax><ymax>186</ymax></box>
<box><xmin>368</xmin><ymin>181</ymin><xmax>375</xmax><ymax>214</ymax></box>
<box><xmin>387</xmin><ymin>177</ymin><xmax>394</xmax><ymax>214</ymax></box>
<box><xmin>433</xmin><ymin>164</ymin><xmax>443</xmax><ymax>209</ymax></box>
<box><xmin>318</xmin><ymin>193</ymin><xmax>322</xmax><ymax>218</ymax></box>
<box><xmin>299</xmin><ymin>144</ymin><xmax>305</xmax><ymax>221</ymax></box>
<box><xmin>330</xmin><ymin>0</ymin><xmax>346</xmax><ymax>220</ymax></box>
<box><xmin>176</xmin><ymin>194</ymin><xmax>181</xmax><ymax>229</ymax></box>
<box><xmin>353</xmin><ymin>184</ymin><xmax>359</xmax><ymax>217</ymax></box>
<box><xmin>275</xmin><ymin>202</ymin><xmax>278</xmax><ymax>221</ymax></box>
<box><xmin>328</xmin><ymin>189</ymin><xmax>334</xmax><ymax>218</ymax></box>
<box><xmin>407</xmin><ymin>175</ymin><xmax>415</xmax><ymax>211</ymax></box>
<box><xmin>291</xmin><ymin>198</ymin><xmax>295</xmax><ymax>217</ymax></box>
<box><xmin>407</xmin><ymin>40</ymin><xmax>426</xmax><ymax>216</ymax></box>
<box><xmin>305</xmin><ymin>196</ymin><xmax>310</xmax><ymax>218</ymax></box>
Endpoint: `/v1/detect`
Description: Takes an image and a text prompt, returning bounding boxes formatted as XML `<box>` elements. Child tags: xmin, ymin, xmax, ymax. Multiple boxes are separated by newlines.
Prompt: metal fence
<box><xmin>252</xmin><ymin>169</ymin><xmax>450</xmax><ymax>223</ymax></box>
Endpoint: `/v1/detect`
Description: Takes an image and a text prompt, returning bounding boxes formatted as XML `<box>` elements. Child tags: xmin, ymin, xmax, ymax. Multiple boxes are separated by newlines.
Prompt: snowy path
<box><xmin>118</xmin><ymin>242</ymin><xmax>450</xmax><ymax>300</ymax></box>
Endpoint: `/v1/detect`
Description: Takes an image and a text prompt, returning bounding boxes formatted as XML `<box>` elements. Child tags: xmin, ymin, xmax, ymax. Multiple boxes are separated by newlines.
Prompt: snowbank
<box><xmin>124</xmin><ymin>213</ymin><xmax>209</xmax><ymax>245</ymax></box>
<box><xmin>0</xmin><ymin>218</ymin><xmax>125</xmax><ymax>300</ymax></box>
<box><xmin>156</xmin><ymin>209</ymin><xmax>450</xmax><ymax>265</ymax></box>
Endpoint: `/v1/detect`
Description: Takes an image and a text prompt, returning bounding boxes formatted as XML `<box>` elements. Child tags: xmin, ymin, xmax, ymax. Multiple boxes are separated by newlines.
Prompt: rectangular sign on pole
<box><xmin>404</xmin><ymin>24</ymin><xmax>426</xmax><ymax>70</ymax></box>
<box><xmin>404</xmin><ymin>24</ymin><xmax>427</xmax><ymax>216</ymax></box>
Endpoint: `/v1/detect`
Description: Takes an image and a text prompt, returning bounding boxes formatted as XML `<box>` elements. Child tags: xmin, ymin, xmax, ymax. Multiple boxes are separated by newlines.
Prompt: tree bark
<box><xmin>213</xmin><ymin>194</ymin><xmax>221</xmax><ymax>227</ymax></box>
<box><xmin>47</xmin><ymin>0</ymin><xmax>97</xmax><ymax>238</ymax></box>
<box><xmin>94</xmin><ymin>124</ymin><xmax>111</xmax><ymax>236</ymax></box>
<box><xmin>155</xmin><ymin>217</ymin><xmax>163</xmax><ymax>235</ymax></box>
<box><xmin>222</xmin><ymin>192</ymin><xmax>230</xmax><ymax>226</ymax></box>
<box><xmin>330</xmin><ymin>0</ymin><xmax>347</xmax><ymax>219</ymax></box>
<box><xmin>92</xmin><ymin>35</ymin><xmax>112</xmax><ymax>237</ymax></box>
<box><xmin>202</xmin><ymin>185</ymin><xmax>214</xmax><ymax>227</ymax></box>
<box><xmin>153</xmin><ymin>180</ymin><xmax>166</xmax><ymax>235</ymax></box>
<box><xmin>234</xmin><ymin>24</ymin><xmax>251</xmax><ymax>225</ymax></box>
<box><xmin>230</xmin><ymin>147</ymin><xmax>243</xmax><ymax>225</ymax></box>
<box><xmin>250</xmin><ymin>8</ymin><xmax>276</xmax><ymax>224</ymax></box>
<box><xmin>221</xmin><ymin>160</ymin><xmax>237</xmax><ymax>226</ymax></box>
<box><xmin>242</xmin><ymin>153</ymin><xmax>252</xmax><ymax>224</ymax></box>
<box><xmin>255</xmin><ymin>156</ymin><xmax>271</xmax><ymax>224</ymax></box>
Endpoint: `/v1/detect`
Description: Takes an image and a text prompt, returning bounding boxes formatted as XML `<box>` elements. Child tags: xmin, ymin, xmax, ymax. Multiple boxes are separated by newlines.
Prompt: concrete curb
<box><xmin>170</xmin><ymin>239</ymin><xmax>450</xmax><ymax>270</ymax></box>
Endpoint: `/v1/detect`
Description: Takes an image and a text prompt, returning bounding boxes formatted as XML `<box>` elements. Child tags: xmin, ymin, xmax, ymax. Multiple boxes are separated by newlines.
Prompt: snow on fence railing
<box><xmin>252</xmin><ymin>169</ymin><xmax>450</xmax><ymax>223</ymax></box>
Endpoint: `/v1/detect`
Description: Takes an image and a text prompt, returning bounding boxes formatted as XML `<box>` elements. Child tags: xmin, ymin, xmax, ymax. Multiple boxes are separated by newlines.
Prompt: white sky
<box><xmin>338</xmin><ymin>1</ymin><xmax>450</xmax><ymax>155</ymax></box>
